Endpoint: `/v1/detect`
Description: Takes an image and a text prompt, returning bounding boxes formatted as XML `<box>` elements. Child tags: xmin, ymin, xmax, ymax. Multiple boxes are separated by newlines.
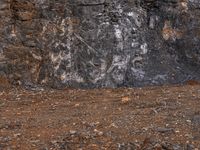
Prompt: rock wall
<box><xmin>0</xmin><ymin>0</ymin><xmax>200</xmax><ymax>88</ymax></box>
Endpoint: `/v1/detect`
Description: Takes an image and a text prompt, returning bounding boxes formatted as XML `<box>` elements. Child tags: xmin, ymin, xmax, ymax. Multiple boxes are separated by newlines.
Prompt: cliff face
<box><xmin>0</xmin><ymin>0</ymin><xmax>200</xmax><ymax>88</ymax></box>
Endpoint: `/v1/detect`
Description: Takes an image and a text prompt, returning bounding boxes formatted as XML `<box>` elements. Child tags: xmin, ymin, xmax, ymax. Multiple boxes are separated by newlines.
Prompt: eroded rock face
<box><xmin>0</xmin><ymin>0</ymin><xmax>200</xmax><ymax>88</ymax></box>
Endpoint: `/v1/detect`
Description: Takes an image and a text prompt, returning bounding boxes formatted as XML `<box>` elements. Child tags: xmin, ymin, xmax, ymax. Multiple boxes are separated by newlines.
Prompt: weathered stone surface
<box><xmin>0</xmin><ymin>0</ymin><xmax>200</xmax><ymax>88</ymax></box>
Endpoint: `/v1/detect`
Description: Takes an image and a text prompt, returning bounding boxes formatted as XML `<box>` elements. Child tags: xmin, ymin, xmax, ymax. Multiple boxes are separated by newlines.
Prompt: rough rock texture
<box><xmin>0</xmin><ymin>0</ymin><xmax>200</xmax><ymax>88</ymax></box>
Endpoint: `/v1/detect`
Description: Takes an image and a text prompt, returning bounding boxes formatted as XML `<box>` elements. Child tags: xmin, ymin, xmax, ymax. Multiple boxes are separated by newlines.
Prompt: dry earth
<box><xmin>0</xmin><ymin>84</ymin><xmax>200</xmax><ymax>149</ymax></box>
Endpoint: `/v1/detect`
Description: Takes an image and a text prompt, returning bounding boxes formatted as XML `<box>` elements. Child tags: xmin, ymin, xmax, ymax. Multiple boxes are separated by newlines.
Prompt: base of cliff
<box><xmin>0</xmin><ymin>84</ymin><xmax>200</xmax><ymax>149</ymax></box>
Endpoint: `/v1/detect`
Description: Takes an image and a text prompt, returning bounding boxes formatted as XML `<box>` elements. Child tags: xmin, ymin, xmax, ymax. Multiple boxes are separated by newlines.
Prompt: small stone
<box><xmin>121</xmin><ymin>96</ymin><xmax>131</xmax><ymax>103</ymax></box>
<box><xmin>156</xmin><ymin>127</ymin><xmax>174</xmax><ymax>133</ymax></box>
<box><xmin>110</xmin><ymin>123</ymin><xmax>118</xmax><ymax>128</ymax></box>
<box><xmin>75</xmin><ymin>103</ymin><xmax>80</xmax><ymax>107</ymax></box>
<box><xmin>69</xmin><ymin>130</ymin><xmax>76</xmax><ymax>134</ymax></box>
<box><xmin>51</xmin><ymin>140</ymin><xmax>57</xmax><ymax>144</ymax></box>
<box><xmin>94</xmin><ymin>129</ymin><xmax>103</xmax><ymax>136</ymax></box>
<box><xmin>98</xmin><ymin>131</ymin><xmax>103</xmax><ymax>136</ymax></box>
<box><xmin>186</xmin><ymin>120</ymin><xmax>191</xmax><ymax>123</ymax></box>
<box><xmin>14</xmin><ymin>133</ymin><xmax>21</xmax><ymax>138</ymax></box>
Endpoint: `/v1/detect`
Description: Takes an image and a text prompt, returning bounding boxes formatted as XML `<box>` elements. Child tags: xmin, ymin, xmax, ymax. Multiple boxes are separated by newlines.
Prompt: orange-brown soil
<box><xmin>0</xmin><ymin>84</ymin><xmax>200</xmax><ymax>149</ymax></box>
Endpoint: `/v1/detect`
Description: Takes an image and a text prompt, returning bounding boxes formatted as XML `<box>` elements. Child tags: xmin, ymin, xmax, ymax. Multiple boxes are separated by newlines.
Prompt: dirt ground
<box><xmin>0</xmin><ymin>84</ymin><xmax>200</xmax><ymax>150</ymax></box>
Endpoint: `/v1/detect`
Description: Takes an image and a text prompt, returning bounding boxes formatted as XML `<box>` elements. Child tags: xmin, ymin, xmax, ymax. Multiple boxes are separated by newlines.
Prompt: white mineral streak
<box><xmin>113</xmin><ymin>55</ymin><xmax>130</xmax><ymax>83</ymax></box>
<box><xmin>60</xmin><ymin>19</ymin><xmax>66</xmax><ymax>36</ymax></box>
<box><xmin>114</xmin><ymin>24</ymin><xmax>122</xmax><ymax>39</ymax></box>
<box><xmin>61</xmin><ymin>17</ymin><xmax>84</xmax><ymax>83</ymax></box>
<box><xmin>108</xmin><ymin>55</ymin><xmax>130</xmax><ymax>83</ymax></box>
<box><xmin>180</xmin><ymin>1</ymin><xmax>188</xmax><ymax>11</ymax></box>
<box><xmin>127</xmin><ymin>12</ymin><xmax>135</xmax><ymax>17</ymax></box>
<box><xmin>127</xmin><ymin>10</ymin><xmax>147</xmax><ymax>81</ymax></box>
<box><xmin>131</xmin><ymin>39</ymin><xmax>139</xmax><ymax>48</ymax></box>
<box><xmin>140</xmin><ymin>43</ymin><xmax>148</xmax><ymax>54</ymax></box>
<box><xmin>49</xmin><ymin>17</ymin><xmax>85</xmax><ymax>83</ymax></box>
<box><xmin>65</xmin><ymin>18</ymin><xmax>72</xmax><ymax>74</ymax></box>
<box><xmin>111</xmin><ymin>4</ymin><xmax>130</xmax><ymax>83</ymax></box>
<box><xmin>41</xmin><ymin>23</ymin><xmax>47</xmax><ymax>35</ymax></box>
<box><xmin>112</xmin><ymin>55</ymin><xmax>130</xmax><ymax>69</ymax></box>
<box><xmin>114</xmin><ymin>24</ymin><xmax>124</xmax><ymax>52</ymax></box>
<box><xmin>127</xmin><ymin>11</ymin><xmax>141</xmax><ymax>27</ymax></box>
<box><xmin>114</xmin><ymin>3</ymin><xmax>124</xmax><ymax>51</ymax></box>
<box><xmin>61</xmin><ymin>72</ymin><xmax>84</xmax><ymax>83</ymax></box>
<box><xmin>31</xmin><ymin>53</ymin><xmax>42</xmax><ymax>60</ymax></box>
<box><xmin>50</xmin><ymin>52</ymin><xmax>61</xmax><ymax>71</ymax></box>
<box><xmin>116</xmin><ymin>3</ymin><xmax>123</xmax><ymax>14</ymax></box>
<box><xmin>10</xmin><ymin>26</ymin><xmax>16</xmax><ymax>37</ymax></box>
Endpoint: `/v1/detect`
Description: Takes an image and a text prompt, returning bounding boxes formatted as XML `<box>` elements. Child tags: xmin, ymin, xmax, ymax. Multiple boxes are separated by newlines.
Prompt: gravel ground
<box><xmin>0</xmin><ymin>84</ymin><xmax>200</xmax><ymax>149</ymax></box>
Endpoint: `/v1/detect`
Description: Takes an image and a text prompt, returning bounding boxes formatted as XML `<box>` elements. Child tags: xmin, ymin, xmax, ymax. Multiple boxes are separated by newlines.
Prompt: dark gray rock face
<box><xmin>0</xmin><ymin>0</ymin><xmax>200</xmax><ymax>88</ymax></box>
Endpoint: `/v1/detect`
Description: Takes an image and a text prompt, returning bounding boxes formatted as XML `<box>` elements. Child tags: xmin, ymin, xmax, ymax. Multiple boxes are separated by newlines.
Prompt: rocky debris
<box><xmin>121</xmin><ymin>96</ymin><xmax>131</xmax><ymax>104</ymax></box>
<box><xmin>0</xmin><ymin>85</ymin><xmax>200</xmax><ymax>149</ymax></box>
<box><xmin>0</xmin><ymin>0</ymin><xmax>199</xmax><ymax>88</ymax></box>
<box><xmin>0</xmin><ymin>136</ymin><xmax>12</xmax><ymax>149</ymax></box>
<box><xmin>0</xmin><ymin>121</ymin><xmax>22</xmax><ymax>130</ymax></box>
<box><xmin>156</xmin><ymin>127</ymin><xmax>174</xmax><ymax>133</ymax></box>
<box><xmin>47</xmin><ymin>134</ymin><xmax>197</xmax><ymax>150</ymax></box>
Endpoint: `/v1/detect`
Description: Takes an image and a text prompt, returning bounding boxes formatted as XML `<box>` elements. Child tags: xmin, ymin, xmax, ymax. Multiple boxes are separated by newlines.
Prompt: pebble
<box><xmin>94</xmin><ymin>129</ymin><xmax>103</xmax><ymax>136</ymax></box>
<box><xmin>121</xmin><ymin>97</ymin><xmax>131</xmax><ymax>103</ymax></box>
<box><xmin>75</xmin><ymin>103</ymin><xmax>80</xmax><ymax>107</ymax></box>
<box><xmin>110</xmin><ymin>123</ymin><xmax>118</xmax><ymax>128</ymax></box>
<box><xmin>186</xmin><ymin>120</ymin><xmax>192</xmax><ymax>123</ymax></box>
<box><xmin>156</xmin><ymin>127</ymin><xmax>174</xmax><ymax>133</ymax></box>
<box><xmin>13</xmin><ymin>133</ymin><xmax>21</xmax><ymax>138</ymax></box>
<box><xmin>69</xmin><ymin>130</ymin><xmax>77</xmax><ymax>134</ymax></box>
